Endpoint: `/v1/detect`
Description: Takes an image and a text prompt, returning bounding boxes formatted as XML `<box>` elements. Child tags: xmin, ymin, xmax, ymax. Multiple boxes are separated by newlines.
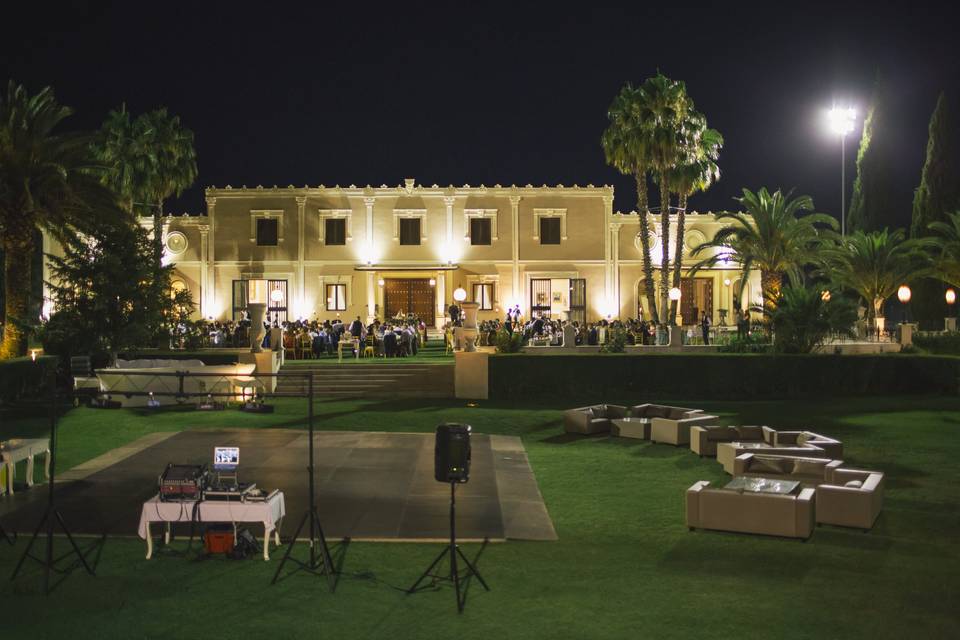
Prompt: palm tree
<box><xmin>690</xmin><ymin>187</ymin><xmax>835</xmax><ymax>315</ymax></box>
<box><xmin>823</xmin><ymin>228</ymin><xmax>931</xmax><ymax>332</ymax></box>
<box><xmin>667</xmin><ymin>117</ymin><xmax>723</xmax><ymax>323</ymax></box>
<box><xmin>602</xmin><ymin>83</ymin><xmax>658</xmax><ymax>321</ymax></box>
<box><xmin>928</xmin><ymin>211</ymin><xmax>960</xmax><ymax>289</ymax></box>
<box><xmin>93</xmin><ymin>107</ymin><xmax>197</xmax><ymax>263</ymax></box>
<box><xmin>142</xmin><ymin>108</ymin><xmax>197</xmax><ymax>261</ymax></box>
<box><xmin>638</xmin><ymin>74</ymin><xmax>691</xmax><ymax>323</ymax></box>
<box><xmin>0</xmin><ymin>81</ymin><xmax>123</xmax><ymax>359</ymax></box>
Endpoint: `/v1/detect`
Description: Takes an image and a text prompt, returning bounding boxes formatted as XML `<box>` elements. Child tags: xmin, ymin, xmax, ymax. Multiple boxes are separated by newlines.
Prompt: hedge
<box><xmin>0</xmin><ymin>355</ymin><xmax>58</xmax><ymax>404</ymax></box>
<box><xmin>913</xmin><ymin>332</ymin><xmax>960</xmax><ymax>356</ymax></box>
<box><xmin>487</xmin><ymin>353</ymin><xmax>960</xmax><ymax>402</ymax></box>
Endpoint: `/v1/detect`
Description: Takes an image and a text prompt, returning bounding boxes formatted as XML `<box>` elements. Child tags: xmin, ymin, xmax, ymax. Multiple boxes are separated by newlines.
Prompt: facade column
<box><xmin>366</xmin><ymin>272</ymin><xmax>376</xmax><ymax>323</ymax></box>
<box><xmin>602</xmin><ymin>195</ymin><xmax>614</xmax><ymax>316</ymax></box>
<box><xmin>436</xmin><ymin>271</ymin><xmax>446</xmax><ymax>329</ymax></box>
<box><xmin>198</xmin><ymin>224</ymin><xmax>210</xmax><ymax>319</ymax></box>
<box><xmin>611</xmin><ymin>221</ymin><xmax>622</xmax><ymax>318</ymax></box>
<box><xmin>443</xmin><ymin>195</ymin><xmax>455</xmax><ymax>262</ymax></box>
<box><xmin>205</xmin><ymin>196</ymin><xmax>217</xmax><ymax>318</ymax></box>
<box><xmin>295</xmin><ymin>196</ymin><xmax>307</xmax><ymax>318</ymax></box>
<box><xmin>363</xmin><ymin>196</ymin><xmax>376</xmax><ymax>263</ymax></box>
<box><xmin>509</xmin><ymin>195</ymin><xmax>521</xmax><ymax>314</ymax></box>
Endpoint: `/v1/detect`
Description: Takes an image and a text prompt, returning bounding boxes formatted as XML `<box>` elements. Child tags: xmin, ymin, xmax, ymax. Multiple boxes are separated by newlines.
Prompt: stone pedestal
<box><xmin>461</xmin><ymin>301</ymin><xmax>480</xmax><ymax>352</ymax></box>
<box><xmin>249</xmin><ymin>303</ymin><xmax>266</xmax><ymax>352</ymax></box>
<box><xmin>899</xmin><ymin>323</ymin><xmax>913</xmax><ymax>347</ymax></box>
<box><xmin>455</xmin><ymin>351</ymin><xmax>488</xmax><ymax>400</ymax></box>
<box><xmin>239</xmin><ymin>350</ymin><xmax>280</xmax><ymax>393</ymax></box>
<box><xmin>668</xmin><ymin>325</ymin><xmax>683</xmax><ymax>347</ymax></box>
<box><xmin>946</xmin><ymin>317</ymin><xmax>957</xmax><ymax>332</ymax></box>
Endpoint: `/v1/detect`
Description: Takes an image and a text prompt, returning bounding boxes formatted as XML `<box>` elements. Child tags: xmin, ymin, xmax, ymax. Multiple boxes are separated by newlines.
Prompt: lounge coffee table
<box><xmin>725</xmin><ymin>476</ymin><xmax>800</xmax><ymax>495</ymax></box>
<box><xmin>611</xmin><ymin>418</ymin><xmax>652</xmax><ymax>440</ymax></box>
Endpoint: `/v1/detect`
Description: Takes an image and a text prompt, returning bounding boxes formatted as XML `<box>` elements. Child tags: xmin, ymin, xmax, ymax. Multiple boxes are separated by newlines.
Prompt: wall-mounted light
<box><xmin>378</xmin><ymin>278</ymin><xmax>385</xmax><ymax>287</ymax></box>
<box><xmin>723</xmin><ymin>278</ymin><xmax>731</xmax><ymax>287</ymax></box>
<box><xmin>429</xmin><ymin>278</ymin><xmax>436</xmax><ymax>287</ymax></box>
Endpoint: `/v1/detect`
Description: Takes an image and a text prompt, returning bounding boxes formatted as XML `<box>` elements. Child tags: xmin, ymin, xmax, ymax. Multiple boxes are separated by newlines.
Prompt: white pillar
<box><xmin>366</xmin><ymin>271</ymin><xmax>375</xmax><ymax>323</ymax></box>
<box><xmin>295</xmin><ymin>196</ymin><xmax>306</xmax><ymax>318</ymax></box>
<box><xmin>436</xmin><ymin>271</ymin><xmax>446</xmax><ymax>328</ymax></box>
<box><xmin>198</xmin><ymin>223</ymin><xmax>210</xmax><ymax>319</ymax></box>
<box><xmin>603</xmin><ymin>195</ymin><xmax>614</xmax><ymax>317</ymax></box>
<box><xmin>363</xmin><ymin>196</ymin><xmax>375</xmax><ymax>262</ymax></box>
<box><xmin>205</xmin><ymin>196</ymin><xmax>217</xmax><ymax>317</ymax></box>
<box><xmin>443</xmin><ymin>195</ymin><xmax>455</xmax><ymax>248</ymax></box>
<box><xmin>509</xmin><ymin>195</ymin><xmax>521</xmax><ymax>312</ymax></box>
<box><xmin>611</xmin><ymin>221</ymin><xmax>622</xmax><ymax>318</ymax></box>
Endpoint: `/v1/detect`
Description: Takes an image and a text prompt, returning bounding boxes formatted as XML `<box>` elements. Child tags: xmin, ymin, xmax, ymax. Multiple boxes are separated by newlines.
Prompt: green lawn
<box><xmin>1</xmin><ymin>394</ymin><xmax>958</xmax><ymax>639</ymax></box>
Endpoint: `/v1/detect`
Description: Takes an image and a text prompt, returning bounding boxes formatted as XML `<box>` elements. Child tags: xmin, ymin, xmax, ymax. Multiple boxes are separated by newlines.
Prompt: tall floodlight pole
<box><xmin>828</xmin><ymin>106</ymin><xmax>857</xmax><ymax>237</ymax></box>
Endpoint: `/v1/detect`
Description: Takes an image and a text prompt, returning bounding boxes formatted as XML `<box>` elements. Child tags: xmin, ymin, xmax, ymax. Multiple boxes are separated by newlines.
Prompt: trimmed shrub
<box><xmin>495</xmin><ymin>329</ymin><xmax>524</xmax><ymax>353</ymax></box>
<box><xmin>914</xmin><ymin>332</ymin><xmax>960</xmax><ymax>355</ymax></box>
<box><xmin>487</xmin><ymin>353</ymin><xmax>960</xmax><ymax>402</ymax></box>
<box><xmin>0</xmin><ymin>356</ymin><xmax>58</xmax><ymax>404</ymax></box>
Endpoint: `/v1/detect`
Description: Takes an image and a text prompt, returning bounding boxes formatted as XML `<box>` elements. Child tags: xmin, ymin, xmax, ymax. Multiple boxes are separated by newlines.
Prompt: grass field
<box><xmin>0</xmin><ymin>393</ymin><xmax>958</xmax><ymax>639</ymax></box>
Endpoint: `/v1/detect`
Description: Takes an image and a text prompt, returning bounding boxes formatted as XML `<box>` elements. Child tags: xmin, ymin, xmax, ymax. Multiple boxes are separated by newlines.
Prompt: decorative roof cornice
<box><xmin>203</xmin><ymin>180</ymin><xmax>614</xmax><ymax>200</ymax></box>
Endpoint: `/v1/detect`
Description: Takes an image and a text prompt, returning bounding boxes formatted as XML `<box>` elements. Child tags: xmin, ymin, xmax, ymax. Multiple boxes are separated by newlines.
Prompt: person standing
<box><xmin>700</xmin><ymin>311</ymin><xmax>711</xmax><ymax>345</ymax></box>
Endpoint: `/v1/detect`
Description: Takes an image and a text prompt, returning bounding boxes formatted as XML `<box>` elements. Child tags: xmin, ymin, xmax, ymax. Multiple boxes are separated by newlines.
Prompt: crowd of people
<box><xmin>175</xmin><ymin>314</ymin><xmax>429</xmax><ymax>358</ymax></box>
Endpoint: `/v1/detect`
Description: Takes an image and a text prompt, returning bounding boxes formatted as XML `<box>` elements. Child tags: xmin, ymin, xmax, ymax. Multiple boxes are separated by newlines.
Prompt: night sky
<box><xmin>3</xmin><ymin>1</ymin><xmax>958</xmax><ymax>227</ymax></box>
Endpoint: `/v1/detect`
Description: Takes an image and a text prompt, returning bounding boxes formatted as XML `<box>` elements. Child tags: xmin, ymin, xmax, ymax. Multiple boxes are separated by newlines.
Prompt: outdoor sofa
<box><xmin>815</xmin><ymin>467</ymin><xmax>885</xmax><ymax>530</ymax></box>
<box><xmin>649</xmin><ymin>412</ymin><xmax>718</xmax><ymax>446</ymax></box>
<box><xmin>685</xmin><ymin>480</ymin><xmax>816</xmax><ymax>540</ymax></box>
<box><xmin>732</xmin><ymin>453</ymin><xmax>845</xmax><ymax>485</ymax></box>
<box><xmin>562</xmin><ymin>404</ymin><xmax>630</xmax><ymax>435</ymax></box>
<box><xmin>690</xmin><ymin>425</ymin><xmax>766</xmax><ymax>457</ymax></box>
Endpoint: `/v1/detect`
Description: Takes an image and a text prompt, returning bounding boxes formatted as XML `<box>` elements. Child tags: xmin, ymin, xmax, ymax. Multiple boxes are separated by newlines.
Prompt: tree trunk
<box><xmin>669</xmin><ymin>192</ymin><xmax>688</xmax><ymax>324</ymax></box>
<box><xmin>635</xmin><ymin>174</ymin><xmax>658</xmax><ymax>321</ymax></box>
<box><xmin>760</xmin><ymin>270</ymin><xmax>783</xmax><ymax>315</ymax></box>
<box><xmin>153</xmin><ymin>204</ymin><xmax>163</xmax><ymax>266</ymax></box>
<box><xmin>0</xmin><ymin>231</ymin><xmax>35</xmax><ymax>359</ymax></box>
<box><xmin>659</xmin><ymin>173</ymin><xmax>671</xmax><ymax>325</ymax></box>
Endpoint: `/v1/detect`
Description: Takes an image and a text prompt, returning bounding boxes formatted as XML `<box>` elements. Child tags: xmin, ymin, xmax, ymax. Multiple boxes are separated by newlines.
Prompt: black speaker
<box><xmin>434</xmin><ymin>423</ymin><xmax>471</xmax><ymax>483</ymax></box>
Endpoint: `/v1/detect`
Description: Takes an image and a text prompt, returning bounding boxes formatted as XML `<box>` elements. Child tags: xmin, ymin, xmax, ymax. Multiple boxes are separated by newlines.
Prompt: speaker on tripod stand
<box><xmin>408</xmin><ymin>423</ymin><xmax>490</xmax><ymax>612</ymax></box>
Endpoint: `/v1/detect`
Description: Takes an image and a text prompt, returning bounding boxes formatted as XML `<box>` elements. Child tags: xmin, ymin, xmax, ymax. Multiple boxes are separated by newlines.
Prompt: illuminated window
<box><xmin>326</xmin><ymin>283</ymin><xmax>347</xmax><ymax>311</ymax></box>
<box><xmin>473</xmin><ymin>283</ymin><xmax>494</xmax><ymax>310</ymax></box>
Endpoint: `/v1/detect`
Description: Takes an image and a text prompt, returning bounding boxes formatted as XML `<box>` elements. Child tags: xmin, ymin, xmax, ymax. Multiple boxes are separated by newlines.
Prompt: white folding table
<box><xmin>137</xmin><ymin>491</ymin><xmax>285</xmax><ymax>561</ymax></box>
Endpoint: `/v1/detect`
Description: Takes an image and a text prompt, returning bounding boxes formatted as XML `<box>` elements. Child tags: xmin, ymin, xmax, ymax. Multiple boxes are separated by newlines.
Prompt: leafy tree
<box><xmin>92</xmin><ymin>106</ymin><xmax>198</xmax><ymax>263</ymax></box>
<box><xmin>819</xmin><ymin>228</ymin><xmax>930</xmax><ymax>331</ymax></box>
<box><xmin>848</xmin><ymin>74</ymin><xmax>899</xmax><ymax>233</ymax></box>
<box><xmin>602</xmin><ymin>83</ymin><xmax>658</xmax><ymax>321</ymax></box>
<box><xmin>690</xmin><ymin>188</ymin><xmax>835</xmax><ymax>314</ymax></box>
<box><xmin>40</xmin><ymin>218</ymin><xmax>193</xmax><ymax>362</ymax></box>
<box><xmin>767</xmin><ymin>285</ymin><xmax>857</xmax><ymax>353</ymax></box>
<box><xmin>0</xmin><ymin>81</ymin><xmax>123</xmax><ymax>359</ymax></box>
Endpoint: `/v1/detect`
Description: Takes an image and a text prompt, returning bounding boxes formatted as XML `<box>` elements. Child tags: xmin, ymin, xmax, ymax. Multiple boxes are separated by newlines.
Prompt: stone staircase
<box><xmin>275</xmin><ymin>339</ymin><xmax>453</xmax><ymax>399</ymax></box>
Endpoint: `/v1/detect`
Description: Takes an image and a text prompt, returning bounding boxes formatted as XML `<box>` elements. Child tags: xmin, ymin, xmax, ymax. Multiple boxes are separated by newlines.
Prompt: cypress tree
<box><xmin>911</xmin><ymin>92</ymin><xmax>960</xmax><ymax>237</ymax></box>
<box><xmin>848</xmin><ymin>74</ymin><xmax>899</xmax><ymax>232</ymax></box>
<box><xmin>910</xmin><ymin>92</ymin><xmax>960</xmax><ymax>329</ymax></box>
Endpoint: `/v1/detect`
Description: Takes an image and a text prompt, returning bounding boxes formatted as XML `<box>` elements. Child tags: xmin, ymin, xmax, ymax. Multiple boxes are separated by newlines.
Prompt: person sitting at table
<box><xmin>383</xmin><ymin>325</ymin><xmax>397</xmax><ymax>357</ymax></box>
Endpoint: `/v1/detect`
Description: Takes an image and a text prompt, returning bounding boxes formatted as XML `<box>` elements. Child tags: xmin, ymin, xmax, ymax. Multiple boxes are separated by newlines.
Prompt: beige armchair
<box><xmin>816</xmin><ymin>468</ymin><xmax>884</xmax><ymax>530</ymax></box>
<box><xmin>685</xmin><ymin>480</ymin><xmax>816</xmax><ymax>540</ymax></box>
<box><xmin>691</xmin><ymin>425</ymin><xmax>766</xmax><ymax>457</ymax></box>
<box><xmin>768</xmin><ymin>429</ymin><xmax>843</xmax><ymax>459</ymax></box>
<box><xmin>732</xmin><ymin>453</ymin><xmax>844</xmax><ymax>484</ymax></box>
<box><xmin>650</xmin><ymin>413</ymin><xmax>719</xmax><ymax>446</ymax></box>
<box><xmin>562</xmin><ymin>404</ymin><xmax>628</xmax><ymax>435</ymax></box>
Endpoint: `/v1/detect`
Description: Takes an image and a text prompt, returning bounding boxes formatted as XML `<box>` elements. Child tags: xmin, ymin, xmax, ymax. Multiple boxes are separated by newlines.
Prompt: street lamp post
<box><xmin>828</xmin><ymin>106</ymin><xmax>857</xmax><ymax>237</ymax></box>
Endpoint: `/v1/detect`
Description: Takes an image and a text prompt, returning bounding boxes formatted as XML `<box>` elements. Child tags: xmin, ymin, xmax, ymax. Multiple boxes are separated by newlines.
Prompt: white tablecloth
<box><xmin>137</xmin><ymin>492</ymin><xmax>285</xmax><ymax>538</ymax></box>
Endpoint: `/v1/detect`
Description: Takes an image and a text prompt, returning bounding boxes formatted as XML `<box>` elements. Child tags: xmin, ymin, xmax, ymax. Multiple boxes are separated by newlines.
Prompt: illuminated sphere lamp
<box><xmin>668</xmin><ymin>287</ymin><xmax>682</xmax><ymax>302</ymax></box>
<box><xmin>946</xmin><ymin>288</ymin><xmax>956</xmax><ymax>306</ymax></box>
<box><xmin>453</xmin><ymin>287</ymin><xmax>468</xmax><ymax>303</ymax></box>
<box><xmin>723</xmin><ymin>278</ymin><xmax>731</xmax><ymax>287</ymax></box>
<box><xmin>897</xmin><ymin>284</ymin><xmax>911</xmax><ymax>304</ymax></box>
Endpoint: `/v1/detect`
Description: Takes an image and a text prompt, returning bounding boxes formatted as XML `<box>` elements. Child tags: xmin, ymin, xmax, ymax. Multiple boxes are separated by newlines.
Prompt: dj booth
<box><xmin>137</xmin><ymin>491</ymin><xmax>285</xmax><ymax>560</ymax></box>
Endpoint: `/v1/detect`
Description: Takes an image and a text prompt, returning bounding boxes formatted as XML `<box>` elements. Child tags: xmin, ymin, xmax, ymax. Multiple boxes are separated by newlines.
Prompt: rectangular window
<box><xmin>325</xmin><ymin>218</ymin><xmax>346</xmax><ymax>245</ymax></box>
<box><xmin>326</xmin><ymin>284</ymin><xmax>347</xmax><ymax>311</ymax></box>
<box><xmin>470</xmin><ymin>218</ymin><xmax>492</xmax><ymax>245</ymax></box>
<box><xmin>473</xmin><ymin>283</ymin><xmax>494</xmax><ymax>310</ymax></box>
<box><xmin>399</xmin><ymin>218</ymin><xmax>421</xmax><ymax>245</ymax></box>
<box><xmin>540</xmin><ymin>217</ymin><xmax>561</xmax><ymax>245</ymax></box>
<box><xmin>256</xmin><ymin>218</ymin><xmax>279</xmax><ymax>246</ymax></box>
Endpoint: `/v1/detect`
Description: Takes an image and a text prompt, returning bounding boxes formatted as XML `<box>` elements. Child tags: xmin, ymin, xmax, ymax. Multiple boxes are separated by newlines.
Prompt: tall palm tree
<box><xmin>0</xmin><ymin>81</ymin><xmax>123</xmax><ymax>359</ymax></box>
<box><xmin>690</xmin><ymin>187</ymin><xmax>835</xmax><ymax>315</ymax></box>
<box><xmin>820</xmin><ymin>228</ymin><xmax>930</xmax><ymax>331</ymax></box>
<box><xmin>602</xmin><ymin>83</ymin><xmax>658</xmax><ymax>320</ymax></box>
<box><xmin>636</xmin><ymin>74</ymin><xmax>691</xmax><ymax>323</ymax></box>
<box><xmin>667</xmin><ymin>117</ymin><xmax>723</xmax><ymax>323</ymax></box>
<box><xmin>928</xmin><ymin>211</ymin><xmax>960</xmax><ymax>288</ymax></box>
<box><xmin>91</xmin><ymin>105</ymin><xmax>156</xmax><ymax>216</ymax></box>
<box><xmin>142</xmin><ymin>108</ymin><xmax>197</xmax><ymax>262</ymax></box>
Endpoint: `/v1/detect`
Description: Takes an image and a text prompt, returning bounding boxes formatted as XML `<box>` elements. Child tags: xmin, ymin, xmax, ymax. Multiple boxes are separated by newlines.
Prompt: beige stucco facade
<box><xmin>46</xmin><ymin>178</ymin><xmax>759</xmax><ymax>327</ymax></box>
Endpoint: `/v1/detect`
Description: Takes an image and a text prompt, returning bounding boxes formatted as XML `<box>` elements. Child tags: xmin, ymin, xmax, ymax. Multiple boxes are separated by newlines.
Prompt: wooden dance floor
<box><xmin>0</xmin><ymin>430</ymin><xmax>557</xmax><ymax>542</ymax></box>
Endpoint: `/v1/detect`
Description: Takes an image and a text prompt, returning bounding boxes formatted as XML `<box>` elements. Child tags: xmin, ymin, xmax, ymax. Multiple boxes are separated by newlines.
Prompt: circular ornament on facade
<box><xmin>684</xmin><ymin>229</ymin><xmax>707</xmax><ymax>251</ymax></box>
<box><xmin>165</xmin><ymin>231</ymin><xmax>188</xmax><ymax>254</ymax></box>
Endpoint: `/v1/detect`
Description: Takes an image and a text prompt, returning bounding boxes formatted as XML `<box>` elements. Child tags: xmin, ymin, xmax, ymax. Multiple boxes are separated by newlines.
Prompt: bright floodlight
<box><xmin>897</xmin><ymin>284</ymin><xmax>912</xmax><ymax>304</ymax></box>
<box><xmin>828</xmin><ymin>106</ymin><xmax>856</xmax><ymax>136</ymax></box>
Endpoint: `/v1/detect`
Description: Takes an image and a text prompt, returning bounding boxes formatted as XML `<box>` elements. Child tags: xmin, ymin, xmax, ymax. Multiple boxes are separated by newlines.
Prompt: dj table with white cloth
<box><xmin>138</xmin><ymin>491</ymin><xmax>285</xmax><ymax>560</ymax></box>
